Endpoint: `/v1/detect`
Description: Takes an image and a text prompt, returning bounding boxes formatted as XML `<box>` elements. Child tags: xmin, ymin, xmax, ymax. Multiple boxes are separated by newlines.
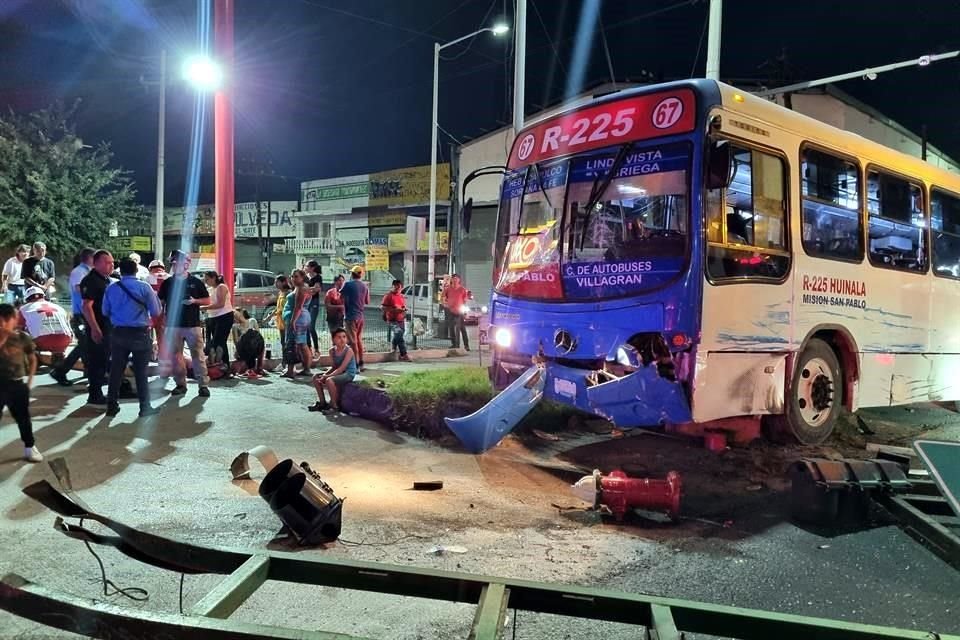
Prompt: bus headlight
<box><xmin>481</xmin><ymin>305</ymin><xmax>488</xmax><ymax>313</ymax></box>
<box><xmin>494</xmin><ymin>327</ymin><xmax>512</xmax><ymax>348</ymax></box>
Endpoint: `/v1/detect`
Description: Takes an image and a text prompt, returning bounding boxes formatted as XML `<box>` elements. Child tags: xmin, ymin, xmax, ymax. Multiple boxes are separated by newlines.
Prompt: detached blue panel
<box><xmin>544</xmin><ymin>363</ymin><xmax>691</xmax><ymax>427</ymax></box>
<box><xmin>444</xmin><ymin>366</ymin><xmax>545</xmax><ymax>454</ymax></box>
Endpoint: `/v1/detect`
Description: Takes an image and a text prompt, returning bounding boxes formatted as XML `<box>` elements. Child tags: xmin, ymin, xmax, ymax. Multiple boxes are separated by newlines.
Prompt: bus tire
<box><xmin>769</xmin><ymin>338</ymin><xmax>842</xmax><ymax>445</ymax></box>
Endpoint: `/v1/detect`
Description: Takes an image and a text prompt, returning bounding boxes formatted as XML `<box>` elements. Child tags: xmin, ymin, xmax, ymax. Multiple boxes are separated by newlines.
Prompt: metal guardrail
<box><xmin>3</xmin><ymin>466</ymin><xmax>959</xmax><ymax>640</ymax></box>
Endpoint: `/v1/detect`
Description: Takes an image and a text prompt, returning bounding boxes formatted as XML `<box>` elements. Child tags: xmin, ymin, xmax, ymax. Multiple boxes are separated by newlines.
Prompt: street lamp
<box><xmin>150</xmin><ymin>53</ymin><xmax>224</xmax><ymax>264</ymax></box>
<box><xmin>427</xmin><ymin>23</ymin><xmax>509</xmax><ymax>334</ymax></box>
<box><xmin>182</xmin><ymin>55</ymin><xmax>223</xmax><ymax>91</ymax></box>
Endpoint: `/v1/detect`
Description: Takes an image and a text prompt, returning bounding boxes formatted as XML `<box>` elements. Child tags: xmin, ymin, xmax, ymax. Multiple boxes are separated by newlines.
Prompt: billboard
<box><xmin>369</xmin><ymin>164</ymin><xmax>450</xmax><ymax>206</ymax></box>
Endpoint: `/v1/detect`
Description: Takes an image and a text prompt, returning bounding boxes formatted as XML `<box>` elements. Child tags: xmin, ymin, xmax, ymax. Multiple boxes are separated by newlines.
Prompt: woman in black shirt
<box><xmin>305</xmin><ymin>260</ymin><xmax>323</xmax><ymax>352</ymax></box>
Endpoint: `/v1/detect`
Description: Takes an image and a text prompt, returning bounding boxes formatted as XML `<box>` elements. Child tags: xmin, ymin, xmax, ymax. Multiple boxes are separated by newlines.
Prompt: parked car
<box><xmin>399</xmin><ymin>284</ymin><xmax>487</xmax><ymax>325</ymax></box>
<box><xmin>193</xmin><ymin>267</ymin><xmax>278</xmax><ymax>312</ymax></box>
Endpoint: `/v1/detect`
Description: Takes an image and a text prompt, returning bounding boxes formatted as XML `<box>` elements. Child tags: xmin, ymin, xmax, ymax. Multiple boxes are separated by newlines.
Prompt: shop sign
<box><xmin>369</xmin><ymin>164</ymin><xmax>450</xmax><ymax>206</ymax></box>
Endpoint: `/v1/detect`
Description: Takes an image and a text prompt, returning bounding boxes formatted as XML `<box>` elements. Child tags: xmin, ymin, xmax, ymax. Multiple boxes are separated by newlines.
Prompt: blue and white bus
<box><xmin>465</xmin><ymin>79</ymin><xmax>960</xmax><ymax>445</ymax></box>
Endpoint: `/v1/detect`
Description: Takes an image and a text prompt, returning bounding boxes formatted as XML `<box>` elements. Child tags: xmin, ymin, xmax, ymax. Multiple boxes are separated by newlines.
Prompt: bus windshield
<box><xmin>495</xmin><ymin>142</ymin><xmax>690</xmax><ymax>300</ymax></box>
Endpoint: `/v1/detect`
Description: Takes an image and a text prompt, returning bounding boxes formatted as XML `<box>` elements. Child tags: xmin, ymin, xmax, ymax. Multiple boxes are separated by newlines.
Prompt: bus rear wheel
<box><xmin>766</xmin><ymin>338</ymin><xmax>842</xmax><ymax>445</ymax></box>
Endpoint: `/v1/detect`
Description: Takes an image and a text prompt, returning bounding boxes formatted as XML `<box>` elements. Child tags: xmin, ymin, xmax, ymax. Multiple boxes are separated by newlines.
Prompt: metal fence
<box><xmin>247</xmin><ymin>305</ymin><xmax>470</xmax><ymax>356</ymax></box>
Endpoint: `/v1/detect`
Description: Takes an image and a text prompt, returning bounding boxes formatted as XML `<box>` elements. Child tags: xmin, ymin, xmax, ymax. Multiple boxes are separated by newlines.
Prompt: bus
<box><xmin>463</xmin><ymin>79</ymin><xmax>960</xmax><ymax>445</ymax></box>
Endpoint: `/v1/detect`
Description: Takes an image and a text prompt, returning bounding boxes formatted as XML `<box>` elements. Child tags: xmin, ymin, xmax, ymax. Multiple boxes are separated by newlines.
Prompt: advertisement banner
<box><xmin>365</xmin><ymin>238</ymin><xmax>389</xmax><ymax>271</ymax></box>
<box><xmin>369</xmin><ymin>164</ymin><xmax>450</xmax><ymax>206</ymax></box>
<box><xmin>234</xmin><ymin>201</ymin><xmax>298</xmax><ymax>238</ymax></box>
<box><xmin>335</xmin><ymin>228</ymin><xmax>369</xmax><ymax>268</ymax></box>
<box><xmin>368</xmin><ymin>210</ymin><xmax>407</xmax><ymax>227</ymax></box>
<box><xmin>387</xmin><ymin>233</ymin><xmax>407</xmax><ymax>252</ymax></box>
<box><xmin>385</xmin><ymin>231</ymin><xmax>448</xmax><ymax>252</ymax></box>
<box><xmin>164</xmin><ymin>205</ymin><xmax>215</xmax><ymax>236</ymax></box>
<box><xmin>111</xmin><ymin>236</ymin><xmax>153</xmax><ymax>252</ymax></box>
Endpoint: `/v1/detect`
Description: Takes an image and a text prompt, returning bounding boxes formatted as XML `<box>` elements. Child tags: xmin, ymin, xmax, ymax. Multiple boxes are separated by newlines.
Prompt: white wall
<box><xmin>785</xmin><ymin>93</ymin><xmax>959</xmax><ymax>173</ymax></box>
<box><xmin>459</xmin><ymin>129</ymin><xmax>514</xmax><ymax>205</ymax></box>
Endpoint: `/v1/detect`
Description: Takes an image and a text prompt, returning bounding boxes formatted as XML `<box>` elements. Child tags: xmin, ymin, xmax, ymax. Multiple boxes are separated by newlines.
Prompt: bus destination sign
<box><xmin>508</xmin><ymin>89</ymin><xmax>696</xmax><ymax>168</ymax></box>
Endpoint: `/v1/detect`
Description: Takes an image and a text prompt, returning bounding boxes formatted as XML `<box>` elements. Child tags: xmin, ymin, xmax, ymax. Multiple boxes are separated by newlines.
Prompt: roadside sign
<box><xmin>914</xmin><ymin>440</ymin><xmax>960</xmax><ymax>516</ymax></box>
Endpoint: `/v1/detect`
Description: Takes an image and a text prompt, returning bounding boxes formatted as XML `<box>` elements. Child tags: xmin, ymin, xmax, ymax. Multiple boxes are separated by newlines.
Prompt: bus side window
<box><xmin>867</xmin><ymin>170</ymin><xmax>927</xmax><ymax>273</ymax></box>
<box><xmin>706</xmin><ymin>144</ymin><xmax>790</xmax><ymax>281</ymax></box>
<box><xmin>800</xmin><ymin>148</ymin><xmax>862</xmax><ymax>261</ymax></box>
<box><xmin>931</xmin><ymin>189</ymin><xmax>960</xmax><ymax>279</ymax></box>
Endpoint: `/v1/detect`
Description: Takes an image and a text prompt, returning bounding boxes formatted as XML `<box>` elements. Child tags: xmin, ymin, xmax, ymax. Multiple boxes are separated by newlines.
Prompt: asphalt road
<box><xmin>0</xmin><ymin>360</ymin><xmax>957</xmax><ymax>639</ymax></box>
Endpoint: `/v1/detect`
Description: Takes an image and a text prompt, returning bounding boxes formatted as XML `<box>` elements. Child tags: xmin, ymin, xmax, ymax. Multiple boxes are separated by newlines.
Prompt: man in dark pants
<box><xmin>80</xmin><ymin>250</ymin><xmax>115</xmax><ymax>406</ymax></box>
<box><xmin>0</xmin><ymin>303</ymin><xmax>42</xmax><ymax>463</ymax></box>
<box><xmin>51</xmin><ymin>247</ymin><xmax>95</xmax><ymax>385</ymax></box>
<box><xmin>102</xmin><ymin>258</ymin><xmax>162</xmax><ymax>417</ymax></box>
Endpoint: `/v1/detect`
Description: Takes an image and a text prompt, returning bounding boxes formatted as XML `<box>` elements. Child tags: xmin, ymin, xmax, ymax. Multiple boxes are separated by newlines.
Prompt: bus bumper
<box><xmin>543</xmin><ymin>363</ymin><xmax>691</xmax><ymax>427</ymax></box>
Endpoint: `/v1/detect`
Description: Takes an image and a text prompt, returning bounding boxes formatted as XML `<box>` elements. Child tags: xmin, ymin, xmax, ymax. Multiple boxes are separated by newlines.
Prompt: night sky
<box><xmin>1</xmin><ymin>0</ymin><xmax>958</xmax><ymax>206</ymax></box>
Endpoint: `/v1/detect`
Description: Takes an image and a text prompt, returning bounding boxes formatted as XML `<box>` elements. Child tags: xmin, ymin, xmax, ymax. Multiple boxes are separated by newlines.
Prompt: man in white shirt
<box><xmin>18</xmin><ymin>287</ymin><xmax>73</xmax><ymax>357</ymax></box>
<box><xmin>1</xmin><ymin>245</ymin><xmax>30</xmax><ymax>304</ymax></box>
<box><xmin>129</xmin><ymin>253</ymin><xmax>151</xmax><ymax>281</ymax></box>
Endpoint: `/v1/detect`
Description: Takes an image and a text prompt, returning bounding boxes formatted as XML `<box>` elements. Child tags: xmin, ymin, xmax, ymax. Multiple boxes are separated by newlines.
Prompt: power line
<box><xmin>440</xmin><ymin>0</ymin><xmax>500</xmax><ymax>61</ymax></box>
<box><xmin>597</xmin><ymin>10</ymin><xmax>616</xmax><ymax>89</ymax></box>
<box><xmin>527</xmin><ymin>0</ymin><xmax>568</xmax><ymax>80</ymax></box>
<box><xmin>689</xmin><ymin>6</ymin><xmax>709</xmax><ymax>77</ymax></box>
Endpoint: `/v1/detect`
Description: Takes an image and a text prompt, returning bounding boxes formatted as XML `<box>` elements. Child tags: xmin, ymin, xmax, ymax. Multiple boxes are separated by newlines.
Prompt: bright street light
<box><xmin>182</xmin><ymin>55</ymin><xmax>223</xmax><ymax>91</ymax></box>
<box><xmin>427</xmin><ymin>23</ymin><xmax>509</xmax><ymax>334</ymax></box>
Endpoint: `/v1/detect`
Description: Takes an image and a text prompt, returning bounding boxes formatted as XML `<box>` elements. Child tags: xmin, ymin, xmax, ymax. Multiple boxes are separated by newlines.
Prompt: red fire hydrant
<box><xmin>571</xmin><ymin>469</ymin><xmax>682</xmax><ymax>521</ymax></box>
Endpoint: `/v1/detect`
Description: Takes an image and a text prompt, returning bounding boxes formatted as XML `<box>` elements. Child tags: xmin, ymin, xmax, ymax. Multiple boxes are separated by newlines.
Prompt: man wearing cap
<box><xmin>1</xmin><ymin>245</ymin><xmax>30</xmax><ymax>305</ymax></box>
<box><xmin>339</xmin><ymin>265</ymin><xmax>369</xmax><ymax>371</ymax></box>
<box><xmin>158</xmin><ymin>250</ymin><xmax>211</xmax><ymax>397</ymax></box>
<box><xmin>50</xmin><ymin>248</ymin><xmax>95</xmax><ymax>385</ymax></box>
<box><xmin>102</xmin><ymin>257</ymin><xmax>162</xmax><ymax>417</ymax></box>
<box><xmin>17</xmin><ymin>286</ymin><xmax>73</xmax><ymax>358</ymax></box>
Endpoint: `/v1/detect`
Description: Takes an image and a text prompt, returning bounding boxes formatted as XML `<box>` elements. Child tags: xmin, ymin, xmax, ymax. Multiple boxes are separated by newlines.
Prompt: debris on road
<box><xmin>427</xmin><ymin>545</ymin><xmax>467</xmax><ymax>555</ymax></box>
<box><xmin>412</xmin><ymin>480</ymin><xmax>444</xmax><ymax>491</ymax></box>
<box><xmin>532</xmin><ymin>429</ymin><xmax>561</xmax><ymax>441</ymax></box>
<box><xmin>571</xmin><ymin>469</ymin><xmax>682</xmax><ymax>522</ymax></box>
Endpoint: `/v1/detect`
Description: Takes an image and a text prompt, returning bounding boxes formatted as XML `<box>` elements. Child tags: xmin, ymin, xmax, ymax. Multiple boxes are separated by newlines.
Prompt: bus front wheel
<box><xmin>767</xmin><ymin>338</ymin><xmax>842</xmax><ymax>445</ymax></box>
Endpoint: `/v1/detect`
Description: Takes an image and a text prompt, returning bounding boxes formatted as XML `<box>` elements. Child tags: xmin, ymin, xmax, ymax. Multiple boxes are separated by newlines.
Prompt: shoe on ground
<box><xmin>198</xmin><ymin>386</ymin><xmax>210</xmax><ymax>397</ymax></box>
<box><xmin>139</xmin><ymin>406</ymin><xmax>160</xmax><ymax>417</ymax></box>
<box><xmin>106</xmin><ymin>404</ymin><xmax>121</xmax><ymax>417</ymax></box>
<box><xmin>245</xmin><ymin>369</ymin><xmax>261</xmax><ymax>379</ymax></box>
<box><xmin>398</xmin><ymin>354</ymin><xmax>411</xmax><ymax>362</ymax></box>
<box><xmin>24</xmin><ymin>447</ymin><xmax>43</xmax><ymax>463</ymax></box>
<box><xmin>50</xmin><ymin>368</ymin><xmax>70</xmax><ymax>386</ymax></box>
<box><xmin>464</xmin><ymin>346</ymin><xmax>471</xmax><ymax>351</ymax></box>
<box><xmin>87</xmin><ymin>396</ymin><xmax>107</xmax><ymax>406</ymax></box>
<box><xmin>307</xmin><ymin>401</ymin><xmax>328</xmax><ymax>412</ymax></box>
<box><xmin>170</xmin><ymin>385</ymin><xmax>187</xmax><ymax>396</ymax></box>
<box><xmin>256</xmin><ymin>369</ymin><xmax>269</xmax><ymax>377</ymax></box>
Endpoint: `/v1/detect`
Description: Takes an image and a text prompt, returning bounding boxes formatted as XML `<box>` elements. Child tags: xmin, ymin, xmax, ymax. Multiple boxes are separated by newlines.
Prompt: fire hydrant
<box><xmin>571</xmin><ymin>469</ymin><xmax>682</xmax><ymax>521</ymax></box>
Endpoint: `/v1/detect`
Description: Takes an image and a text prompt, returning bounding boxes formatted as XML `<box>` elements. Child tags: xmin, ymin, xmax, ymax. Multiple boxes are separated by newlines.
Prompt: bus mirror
<box><xmin>462</xmin><ymin>197</ymin><xmax>474</xmax><ymax>234</ymax></box>
<box><xmin>706</xmin><ymin>140</ymin><xmax>732</xmax><ymax>190</ymax></box>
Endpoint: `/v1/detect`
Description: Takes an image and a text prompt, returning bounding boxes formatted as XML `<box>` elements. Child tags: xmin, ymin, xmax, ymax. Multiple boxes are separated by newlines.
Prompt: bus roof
<box><xmin>509</xmin><ymin>78</ymin><xmax>960</xmax><ymax>190</ymax></box>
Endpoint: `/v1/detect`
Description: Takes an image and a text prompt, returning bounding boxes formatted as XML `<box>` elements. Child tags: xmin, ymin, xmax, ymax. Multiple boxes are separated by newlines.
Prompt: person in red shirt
<box><xmin>441</xmin><ymin>274</ymin><xmax>470</xmax><ymax>351</ymax></box>
<box><xmin>381</xmin><ymin>279</ymin><xmax>410</xmax><ymax>361</ymax></box>
<box><xmin>324</xmin><ymin>274</ymin><xmax>345</xmax><ymax>336</ymax></box>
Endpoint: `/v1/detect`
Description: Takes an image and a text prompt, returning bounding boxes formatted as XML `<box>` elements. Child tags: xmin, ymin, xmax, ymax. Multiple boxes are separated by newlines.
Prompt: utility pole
<box><xmin>705</xmin><ymin>0</ymin><xmax>722</xmax><ymax>80</ymax></box>
<box><xmin>448</xmin><ymin>142</ymin><xmax>460</xmax><ymax>276</ymax></box>
<box><xmin>155</xmin><ymin>50</ymin><xmax>166</xmax><ymax>261</ymax></box>
<box><xmin>513</xmin><ymin>0</ymin><xmax>526</xmax><ymax>133</ymax></box>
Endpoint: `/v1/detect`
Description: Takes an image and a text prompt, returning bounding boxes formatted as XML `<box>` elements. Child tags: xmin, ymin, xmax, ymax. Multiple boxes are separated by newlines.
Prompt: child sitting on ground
<box><xmin>307</xmin><ymin>328</ymin><xmax>357</xmax><ymax>414</ymax></box>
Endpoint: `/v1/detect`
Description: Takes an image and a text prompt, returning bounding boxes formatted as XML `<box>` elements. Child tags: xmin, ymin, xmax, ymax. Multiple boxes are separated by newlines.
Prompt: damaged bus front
<box><xmin>484</xmin><ymin>82</ymin><xmax>722</xmax><ymax>429</ymax></box>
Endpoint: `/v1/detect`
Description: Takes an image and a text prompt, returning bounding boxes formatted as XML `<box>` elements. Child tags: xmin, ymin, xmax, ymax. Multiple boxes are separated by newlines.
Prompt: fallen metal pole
<box><xmin>3</xmin><ymin>473</ymin><xmax>959</xmax><ymax>640</ymax></box>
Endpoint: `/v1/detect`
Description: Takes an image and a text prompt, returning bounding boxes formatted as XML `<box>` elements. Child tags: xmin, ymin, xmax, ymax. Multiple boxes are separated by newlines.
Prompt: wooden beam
<box><xmin>647</xmin><ymin>604</ymin><xmax>681</xmax><ymax>640</ymax></box>
<box><xmin>191</xmin><ymin>555</ymin><xmax>271</xmax><ymax>619</ymax></box>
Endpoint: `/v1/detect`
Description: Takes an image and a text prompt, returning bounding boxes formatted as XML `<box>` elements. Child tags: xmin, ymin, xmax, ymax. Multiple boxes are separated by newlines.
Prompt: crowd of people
<box><xmin>1</xmin><ymin>240</ymin><xmax>479</xmax><ymax>464</ymax></box>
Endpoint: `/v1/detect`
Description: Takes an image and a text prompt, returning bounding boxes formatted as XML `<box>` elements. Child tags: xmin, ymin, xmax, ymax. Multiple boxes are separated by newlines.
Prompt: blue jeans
<box><xmin>389</xmin><ymin>321</ymin><xmax>407</xmax><ymax>356</ymax></box>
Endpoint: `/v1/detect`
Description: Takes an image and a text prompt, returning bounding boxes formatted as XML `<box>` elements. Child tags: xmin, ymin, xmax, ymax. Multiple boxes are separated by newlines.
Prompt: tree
<box><xmin>0</xmin><ymin>102</ymin><xmax>140</xmax><ymax>258</ymax></box>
